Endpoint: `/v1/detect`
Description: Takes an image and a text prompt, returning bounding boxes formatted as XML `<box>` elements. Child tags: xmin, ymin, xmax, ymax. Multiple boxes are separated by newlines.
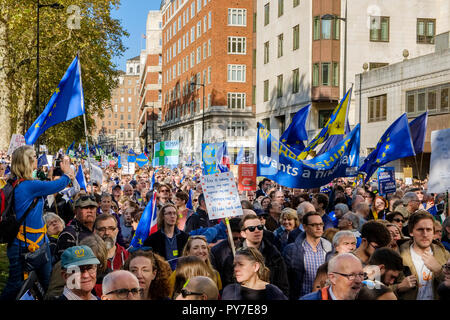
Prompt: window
<box><xmin>293</xmin><ymin>0</ymin><xmax>299</xmax><ymax>7</ymax></box>
<box><xmin>208</xmin><ymin>11</ymin><xmax>212</xmax><ymax>29</ymax></box>
<box><xmin>228</xmin><ymin>8</ymin><xmax>247</xmax><ymax>26</ymax></box>
<box><xmin>227</xmin><ymin>64</ymin><xmax>246</xmax><ymax>82</ymax></box>
<box><xmin>227</xmin><ymin>93</ymin><xmax>246</xmax><ymax>109</ymax></box>
<box><xmin>370</xmin><ymin>16</ymin><xmax>389</xmax><ymax>42</ymax></box>
<box><xmin>197</xmin><ymin>21</ymin><xmax>201</xmax><ymax>37</ymax></box>
<box><xmin>293</xmin><ymin>25</ymin><xmax>299</xmax><ymax>50</ymax></box>
<box><xmin>278</xmin><ymin>0</ymin><xmax>284</xmax><ymax>17</ymax></box>
<box><xmin>197</xmin><ymin>0</ymin><xmax>201</xmax><ymax>12</ymax></box>
<box><xmin>332</xmin><ymin>62</ymin><xmax>339</xmax><ymax>87</ymax></box>
<box><xmin>264</xmin><ymin>80</ymin><xmax>269</xmax><ymax>102</ymax></box>
<box><xmin>120</xmin><ymin>114</ymin><xmax>124</xmax><ymax>120</ymax></box>
<box><xmin>313</xmin><ymin>16</ymin><xmax>320</xmax><ymax>40</ymax></box>
<box><xmin>321</xmin><ymin>19</ymin><xmax>331</xmax><ymax>39</ymax></box>
<box><xmin>197</xmin><ymin>46</ymin><xmax>201</xmax><ymax>63</ymax></box>
<box><xmin>264</xmin><ymin>41</ymin><xmax>269</xmax><ymax>64</ymax></box>
<box><xmin>406</xmin><ymin>84</ymin><xmax>450</xmax><ymax>114</ymax></box>
<box><xmin>333</xmin><ymin>18</ymin><xmax>340</xmax><ymax>40</ymax></box>
<box><xmin>318</xmin><ymin>110</ymin><xmax>333</xmax><ymax>128</ymax></box>
<box><xmin>264</xmin><ymin>3</ymin><xmax>270</xmax><ymax>26</ymax></box>
<box><xmin>128</xmin><ymin>106</ymin><xmax>132</xmax><ymax>112</ymax></box>
<box><xmin>208</xmin><ymin>66</ymin><xmax>211</xmax><ymax>83</ymax></box>
<box><xmin>277</xmin><ymin>34</ymin><xmax>283</xmax><ymax>57</ymax></box>
<box><xmin>191</xmin><ymin>2</ymin><xmax>195</xmax><ymax>18</ymax></box>
<box><xmin>292</xmin><ymin>68</ymin><xmax>299</xmax><ymax>93</ymax></box>
<box><xmin>128</xmin><ymin>114</ymin><xmax>131</xmax><ymax>120</ymax></box>
<box><xmin>228</xmin><ymin>37</ymin><xmax>247</xmax><ymax>54</ymax></box>
<box><xmin>368</xmin><ymin>94</ymin><xmax>387</xmax><ymax>122</ymax></box>
<box><xmin>203</xmin><ymin>16</ymin><xmax>207</xmax><ymax>33</ymax></box>
<box><xmin>277</xmin><ymin>74</ymin><xmax>283</xmax><ymax>98</ymax></box>
<box><xmin>417</xmin><ymin>19</ymin><xmax>436</xmax><ymax>44</ymax></box>
<box><xmin>203</xmin><ymin>42</ymin><xmax>207</xmax><ymax>59</ymax></box>
<box><xmin>312</xmin><ymin>63</ymin><xmax>319</xmax><ymax>86</ymax></box>
<box><xmin>321</xmin><ymin>62</ymin><xmax>331</xmax><ymax>86</ymax></box>
<box><xmin>369</xmin><ymin>62</ymin><xmax>389</xmax><ymax>70</ymax></box>
<box><xmin>191</xmin><ymin>26</ymin><xmax>195</xmax><ymax>43</ymax></box>
<box><xmin>208</xmin><ymin>39</ymin><xmax>211</xmax><ymax>56</ymax></box>
<box><xmin>227</xmin><ymin>121</ymin><xmax>245</xmax><ymax>137</ymax></box>
<box><xmin>191</xmin><ymin>51</ymin><xmax>195</xmax><ymax>68</ymax></box>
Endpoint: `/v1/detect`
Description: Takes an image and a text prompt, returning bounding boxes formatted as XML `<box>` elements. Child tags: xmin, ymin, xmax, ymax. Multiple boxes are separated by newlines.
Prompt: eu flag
<box><xmin>25</xmin><ymin>56</ymin><xmax>85</xmax><ymax>145</ymax></box>
<box><xmin>409</xmin><ymin>111</ymin><xmax>428</xmax><ymax>154</ymax></box>
<box><xmin>37</xmin><ymin>153</ymin><xmax>48</xmax><ymax>168</ymax></box>
<box><xmin>280</xmin><ymin>104</ymin><xmax>311</xmax><ymax>154</ymax></box>
<box><xmin>359</xmin><ymin>113</ymin><xmax>416</xmax><ymax>182</ymax></box>
<box><xmin>75</xmin><ymin>164</ymin><xmax>87</xmax><ymax>191</ymax></box>
<box><xmin>298</xmin><ymin>88</ymin><xmax>352</xmax><ymax>159</ymax></box>
<box><xmin>186</xmin><ymin>189</ymin><xmax>194</xmax><ymax>210</ymax></box>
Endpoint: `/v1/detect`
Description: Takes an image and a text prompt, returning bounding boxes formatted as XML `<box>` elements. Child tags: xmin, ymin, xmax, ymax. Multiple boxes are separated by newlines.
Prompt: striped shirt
<box><xmin>301</xmin><ymin>240</ymin><xmax>326</xmax><ymax>297</ymax></box>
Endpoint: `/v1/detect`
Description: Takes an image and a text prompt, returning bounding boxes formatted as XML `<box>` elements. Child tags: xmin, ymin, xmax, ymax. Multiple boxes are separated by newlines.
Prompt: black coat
<box><xmin>184</xmin><ymin>208</ymin><xmax>215</xmax><ymax>233</ymax></box>
<box><xmin>143</xmin><ymin>228</ymin><xmax>189</xmax><ymax>262</ymax></box>
<box><xmin>221</xmin><ymin>237</ymin><xmax>290</xmax><ymax>298</ymax></box>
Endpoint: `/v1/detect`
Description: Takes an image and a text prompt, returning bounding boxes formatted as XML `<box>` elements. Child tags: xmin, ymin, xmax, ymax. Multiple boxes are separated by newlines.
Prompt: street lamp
<box><xmin>36</xmin><ymin>1</ymin><xmax>64</xmax><ymax>152</ymax></box>
<box><xmin>321</xmin><ymin>0</ymin><xmax>347</xmax><ymax>98</ymax></box>
<box><xmin>190</xmin><ymin>81</ymin><xmax>206</xmax><ymax>146</ymax></box>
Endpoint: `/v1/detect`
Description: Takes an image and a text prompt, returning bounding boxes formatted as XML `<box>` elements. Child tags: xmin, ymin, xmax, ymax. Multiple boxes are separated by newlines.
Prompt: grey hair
<box><xmin>402</xmin><ymin>192</ymin><xmax>419</xmax><ymax>205</ymax></box>
<box><xmin>342</xmin><ymin>212</ymin><xmax>360</xmax><ymax>230</ymax></box>
<box><xmin>43</xmin><ymin>212</ymin><xmax>65</xmax><ymax>227</ymax></box>
<box><xmin>332</xmin><ymin>230</ymin><xmax>357</xmax><ymax>248</ymax></box>
<box><xmin>335</xmin><ymin>203</ymin><xmax>349</xmax><ymax>215</ymax></box>
<box><xmin>328</xmin><ymin>253</ymin><xmax>362</xmax><ymax>274</ymax></box>
<box><xmin>297</xmin><ymin>201</ymin><xmax>315</xmax><ymax>218</ymax></box>
<box><xmin>102</xmin><ymin>270</ymin><xmax>139</xmax><ymax>295</ymax></box>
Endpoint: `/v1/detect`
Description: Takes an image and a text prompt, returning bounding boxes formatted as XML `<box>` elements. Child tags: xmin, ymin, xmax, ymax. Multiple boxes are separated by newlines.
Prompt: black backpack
<box><xmin>0</xmin><ymin>179</ymin><xmax>38</xmax><ymax>244</ymax></box>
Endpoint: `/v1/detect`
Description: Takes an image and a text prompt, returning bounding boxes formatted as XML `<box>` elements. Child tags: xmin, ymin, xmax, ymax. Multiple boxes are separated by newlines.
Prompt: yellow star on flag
<box><xmin>382</xmin><ymin>152</ymin><xmax>386</xmax><ymax>157</ymax></box>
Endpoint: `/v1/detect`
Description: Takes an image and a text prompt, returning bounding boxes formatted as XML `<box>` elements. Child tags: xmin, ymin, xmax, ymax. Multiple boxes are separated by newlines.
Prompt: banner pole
<box><xmin>225</xmin><ymin>217</ymin><xmax>236</xmax><ymax>257</ymax></box>
<box><xmin>414</xmin><ymin>155</ymin><xmax>422</xmax><ymax>181</ymax></box>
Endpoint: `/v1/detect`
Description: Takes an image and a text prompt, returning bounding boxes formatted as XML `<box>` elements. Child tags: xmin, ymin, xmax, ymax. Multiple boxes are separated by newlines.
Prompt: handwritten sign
<box><xmin>7</xmin><ymin>134</ymin><xmax>26</xmax><ymax>155</ymax></box>
<box><xmin>238</xmin><ymin>164</ymin><xmax>257</xmax><ymax>191</ymax></box>
<box><xmin>122</xmin><ymin>162</ymin><xmax>136</xmax><ymax>175</ymax></box>
<box><xmin>201</xmin><ymin>171</ymin><xmax>243</xmax><ymax>220</ymax></box>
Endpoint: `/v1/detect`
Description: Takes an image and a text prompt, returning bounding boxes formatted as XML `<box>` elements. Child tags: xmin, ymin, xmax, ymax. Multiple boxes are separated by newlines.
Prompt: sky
<box><xmin>111</xmin><ymin>0</ymin><xmax>161</xmax><ymax>71</ymax></box>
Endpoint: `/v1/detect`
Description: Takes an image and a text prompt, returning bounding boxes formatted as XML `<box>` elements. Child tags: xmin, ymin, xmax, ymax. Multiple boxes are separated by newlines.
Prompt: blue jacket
<box><xmin>189</xmin><ymin>220</ymin><xmax>227</xmax><ymax>243</ymax></box>
<box><xmin>13</xmin><ymin>175</ymin><xmax>71</xmax><ymax>249</ymax></box>
<box><xmin>282</xmin><ymin>231</ymin><xmax>334</xmax><ymax>300</ymax></box>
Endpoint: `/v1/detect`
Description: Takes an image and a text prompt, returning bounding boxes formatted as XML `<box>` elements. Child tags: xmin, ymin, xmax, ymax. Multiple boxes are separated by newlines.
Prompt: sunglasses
<box><xmin>393</xmin><ymin>218</ymin><xmax>405</xmax><ymax>223</ymax></box>
<box><xmin>80</xmin><ymin>195</ymin><xmax>96</xmax><ymax>202</ymax></box>
<box><xmin>128</xmin><ymin>246</ymin><xmax>153</xmax><ymax>254</ymax></box>
<box><xmin>180</xmin><ymin>288</ymin><xmax>204</xmax><ymax>298</ymax></box>
<box><xmin>243</xmin><ymin>225</ymin><xmax>264</xmax><ymax>232</ymax></box>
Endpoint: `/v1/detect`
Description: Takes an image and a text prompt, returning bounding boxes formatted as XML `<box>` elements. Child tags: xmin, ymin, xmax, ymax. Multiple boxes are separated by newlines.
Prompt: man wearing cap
<box><xmin>55</xmin><ymin>195</ymin><xmax>98</xmax><ymax>261</ymax></box>
<box><xmin>111</xmin><ymin>184</ymin><xmax>122</xmax><ymax>207</ymax></box>
<box><xmin>58</xmin><ymin>245</ymin><xmax>100</xmax><ymax>300</ymax></box>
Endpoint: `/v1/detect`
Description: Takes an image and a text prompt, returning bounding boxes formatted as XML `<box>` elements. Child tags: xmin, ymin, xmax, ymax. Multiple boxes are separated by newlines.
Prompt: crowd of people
<box><xmin>0</xmin><ymin>145</ymin><xmax>449</xmax><ymax>301</ymax></box>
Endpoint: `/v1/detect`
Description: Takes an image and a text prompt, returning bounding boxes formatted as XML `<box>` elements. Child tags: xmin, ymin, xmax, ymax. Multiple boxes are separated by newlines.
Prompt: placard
<box><xmin>7</xmin><ymin>134</ymin><xmax>26</xmax><ymax>155</ymax></box>
<box><xmin>90</xmin><ymin>163</ymin><xmax>104</xmax><ymax>185</ymax></box>
<box><xmin>377</xmin><ymin>167</ymin><xmax>396</xmax><ymax>195</ymax></box>
<box><xmin>238</xmin><ymin>164</ymin><xmax>257</xmax><ymax>191</ymax></box>
<box><xmin>428</xmin><ymin>128</ymin><xmax>450</xmax><ymax>193</ymax></box>
<box><xmin>201</xmin><ymin>172</ymin><xmax>243</xmax><ymax>220</ymax></box>
<box><xmin>122</xmin><ymin>162</ymin><xmax>136</xmax><ymax>175</ymax></box>
<box><xmin>403</xmin><ymin>167</ymin><xmax>413</xmax><ymax>178</ymax></box>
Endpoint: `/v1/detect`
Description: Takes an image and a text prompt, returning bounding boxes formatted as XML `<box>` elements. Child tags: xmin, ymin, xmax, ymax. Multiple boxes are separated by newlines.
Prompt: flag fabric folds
<box><xmin>66</xmin><ymin>141</ymin><xmax>75</xmax><ymax>156</ymax></box>
<box><xmin>216</xmin><ymin>142</ymin><xmax>230</xmax><ymax>173</ymax></box>
<box><xmin>280</xmin><ymin>104</ymin><xmax>311</xmax><ymax>154</ymax></box>
<box><xmin>202</xmin><ymin>142</ymin><xmax>230</xmax><ymax>175</ymax></box>
<box><xmin>408</xmin><ymin>111</ymin><xmax>428</xmax><ymax>154</ymax></box>
<box><xmin>37</xmin><ymin>153</ymin><xmax>48</xmax><ymax>168</ymax></box>
<box><xmin>256</xmin><ymin>122</ymin><xmax>360</xmax><ymax>189</ymax></box>
<box><xmin>129</xmin><ymin>192</ymin><xmax>158</xmax><ymax>249</ymax></box>
<box><xmin>25</xmin><ymin>56</ymin><xmax>85</xmax><ymax>145</ymax></box>
<box><xmin>186</xmin><ymin>189</ymin><xmax>194</xmax><ymax>210</ymax></box>
<box><xmin>235</xmin><ymin>147</ymin><xmax>244</xmax><ymax>165</ymax></box>
<box><xmin>298</xmin><ymin>88</ymin><xmax>352</xmax><ymax>160</ymax></box>
<box><xmin>135</xmin><ymin>153</ymin><xmax>149</xmax><ymax>167</ymax></box>
<box><xmin>359</xmin><ymin>113</ymin><xmax>416</xmax><ymax>183</ymax></box>
<box><xmin>76</xmin><ymin>164</ymin><xmax>87</xmax><ymax>191</ymax></box>
<box><xmin>153</xmin><ymin>141</ymin><xmax>179</xmax><ymax>167</ymax></box>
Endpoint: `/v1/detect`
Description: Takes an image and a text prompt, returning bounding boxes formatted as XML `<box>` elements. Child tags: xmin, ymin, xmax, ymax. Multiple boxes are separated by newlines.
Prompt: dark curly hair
<box><xmin>122</xmin><ymin>249</ymin><xmax>172</xmax><ymax>300</ymax></box>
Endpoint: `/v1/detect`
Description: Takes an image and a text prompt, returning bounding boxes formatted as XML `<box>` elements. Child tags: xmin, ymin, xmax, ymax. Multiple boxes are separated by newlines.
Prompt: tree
<box><xmin>0</xmin><ymin>0</ymin><xmax>128</xmax><ymax>152</ymax></box>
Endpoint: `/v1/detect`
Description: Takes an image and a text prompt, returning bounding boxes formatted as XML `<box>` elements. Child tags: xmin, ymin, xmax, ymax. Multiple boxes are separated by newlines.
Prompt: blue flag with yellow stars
<box><xmin>280</xmin><ymin>104</ymin><xmax>311</xmax><ymax>154</ymax></box>
<box><xmin>359</xmin><ymin>113</ymin><xmax>416</xmax><ymax>183</ymax></box>
<box><xmin>25</xmin><ymin>56</ymin><xmax>85</xmax><ymax>145</ymax></box>
<box><xmin>298</xmin><ymin>88</ymin><xmax>352</xmax><ymax>160</ymax></box>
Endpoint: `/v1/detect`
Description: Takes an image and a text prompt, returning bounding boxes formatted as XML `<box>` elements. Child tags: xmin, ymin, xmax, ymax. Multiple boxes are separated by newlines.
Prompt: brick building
<box><xmin>160</xmin><ymin>0</ymin><xmax>255</xmax><ymax>163</ymax></box>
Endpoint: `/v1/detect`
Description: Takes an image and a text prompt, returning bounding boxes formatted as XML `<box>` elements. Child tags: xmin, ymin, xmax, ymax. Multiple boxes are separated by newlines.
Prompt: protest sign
<box><xmin>122</xmin><ymin>162</ymin><xmax>136</xmax><ymax>175</ymax></box>
<box><xmin>377</xmin><ymin>167</ymin><xmax>396</xmax><ymax>196</ymax></box>
<box><xmin>90</xmin><ymin>163</ymin><xmax>103</xmax><ymax>185</ymax></box>
<box><xmin>428</xmin><ymin>128</ymin><xmax>450</xmax><ymax>193</ymax></box>
<box><xmin>7</xmin><ymin>134</ymin><xmax>26</xmax><ymax>155</ymax></box>
<box><xmin>201</xmin><ymin>171</ymin><xmax>243</xmax><ymax>220</ymax></box>
<box><xmin>238</xmin><ymin>164</ymin><xmax>257</xmax><ymax>191</ymax></box>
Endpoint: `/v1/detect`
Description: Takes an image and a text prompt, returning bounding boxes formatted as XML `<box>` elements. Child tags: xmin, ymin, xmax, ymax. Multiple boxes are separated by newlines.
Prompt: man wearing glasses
<box><xmin>55</xmin><ymin>195</ymin><xmax>98</xmax><ymax>261</ymax></box>
<box><xmin>101</xmin><ymin>270</ymin><xmax>143</xmax><ymax>300</ymax></box>
<box><xmin>283</xmin><ymin>211</ymin><xmax>333</xmax><ymax>300</ymax></box>
<box><xmin>300</xmin><ymin>253</ymin><xmax>364</xmax><ymax>300</ymax></box>
<box><xmin>58</xmin><ymin>245</ymin><xmax>100</xmax><ymax>300</ymax></box>
<box><xmin>222</xmin><ymin>214</ymin><xmax>289</xmax><ymax>297</ymax></box>
<box><xmin>353</xmin><ymin>220</ymin><xmax>392</xmax><ymax>265</ymax></box>
<box><xmin>175</xmin><ymin>276</ymin><xmax>219</xmax><ymax>300</ymax></box>
<box><xmin>94</xmin><ymin>214</ymin><xmax>129</xmax><ymax>271</ymax></box>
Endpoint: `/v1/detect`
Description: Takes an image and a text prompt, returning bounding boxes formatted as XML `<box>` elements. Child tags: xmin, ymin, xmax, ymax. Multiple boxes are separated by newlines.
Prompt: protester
<box><xmin>101</xmin><ymin>270</ymin><xmax>143</xmax><ymax>300</ymax></box>
<box><xmin>332</xmin><ymin>230</ymin><xmax>357</xmax><ymax>254</ymax></box>
<box><xmin>366</xmin><ymin>247</ymin><xmax>403</xmax><ymax>286</ymax></box>
<box><xmin>311</xmin><ymin>193</ymin><xmax>334</xmax><ymax>230</ymax></box>
<box><xmin>57</xmin><ymin>245</ymin><xmax>100</xmax><ymax>300</ymax></box>
<box><xmin>369</xmin><ymin>195</ymin><xmax>389</xmax><ymax>220</ymax></box>
<box><xmin>283</xmin><ymin>211</ymin><xmax>334</xmax><ymax>300</ymax></box>
<box><xmin>265</xmin><ymin>201</ymin><xmax>282</xmax><ymax>232</ymax></box>
<box><xmin>221</xmin><ymin>247</ymin><xmax>287</xmax><ymax>300</ymax></box>
<box><xmin>1</xmin><ymin>147</ymin><xmax>74</xmax><ymax>301</ymax></box>
<box><xmin>175</xmin><ymin>276</ymin><xmax>219</xmax><ymax>300</ymax></box>
<box><xmin>123</xmin><ymin>248</ymin><xmax>172</xmax><ymax>300</ymax></box>
<box><xmin>184</xmin><ymin>193</ymin><xmax>215</xmax><ymax>233</ymax></box>
<box><xmin>43</xmin><ymin>212</ymin><xmax>66</xmax><ymax>263</ymax></box>
<box><xmin>353</xmin><ymin>220</ymin><xmax>392</xmax><ymax>265</ymax></box>
<box><xmin>174</xmin><ymin>190</ymin><xmax>194</xmax><ymax>231</ymax></box>
<box><xmin>357</xmin><ymin>284</ymin><xmax>397</xmax><ymax>300</ymax></box>
<box><xmin>273</xmin><ymin>208</ymin><xmax>300</xmax><ymax>251</ymax></box>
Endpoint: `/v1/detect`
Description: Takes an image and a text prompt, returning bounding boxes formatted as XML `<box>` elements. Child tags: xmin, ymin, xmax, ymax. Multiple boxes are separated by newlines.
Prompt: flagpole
<box><xmin>225</xmin><ymin>217</ymin><xmax>236</xmax><ymax>257</ymax></box>
<box><xmin>414</xmin><ymin>155</ymin><xmax>422</xmax><ymax>181</ymax></box>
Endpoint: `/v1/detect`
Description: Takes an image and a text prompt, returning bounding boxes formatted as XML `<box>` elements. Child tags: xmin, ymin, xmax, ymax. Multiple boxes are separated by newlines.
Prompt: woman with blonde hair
<box><xmin>1</xmin><ymin>146</ymin><xmax>75</xmax><ymax>300</ymax></box>
<box><xmin>170</xmin><ymin>255</ymin><xmax>216</xmax><ymax>299</ymax></box>
<box><xmin>273</xmin><ymin>208</ymin><xmax>300</xmax><ymax>251</ymax></box>
<box><xmin>123</xmin><ymin>248</ymin><xmax>172</xmax><ymax>300</ymax></box>
<box><xmin>221</xmin><ymin>247</ymin><xmax>287</xmax><ymax>300</ymax></box>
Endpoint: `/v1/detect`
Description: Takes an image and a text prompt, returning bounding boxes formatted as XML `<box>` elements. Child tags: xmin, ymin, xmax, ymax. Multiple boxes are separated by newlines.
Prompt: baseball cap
<box><xmin>61</xmin><ymin>245</ymin><xmax>100</xmax><ymax>269</ymax></box>
<box><xmin>75</xmin><ymin>195</ymin><xmax>98</xmax><ymax>208</ymax></box>
<box><xmin>112</xmin><ymin>184</ymin><xmax>122</xmax><ymax>191</ymax></box>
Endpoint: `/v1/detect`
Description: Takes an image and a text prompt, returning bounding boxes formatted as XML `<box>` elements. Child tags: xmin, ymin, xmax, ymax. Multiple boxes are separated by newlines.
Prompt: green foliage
<box><xmin>2</xmin><ymin>0</ymin><xmax>128</xmax><ymax>152</ymax></box>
